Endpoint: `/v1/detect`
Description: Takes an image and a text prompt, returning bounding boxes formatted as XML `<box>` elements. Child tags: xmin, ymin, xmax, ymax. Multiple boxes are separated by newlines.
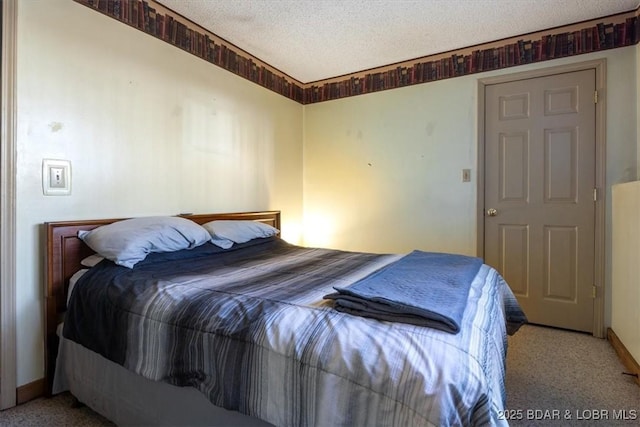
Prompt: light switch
<box><xmin>43</xmin><ymin>159</ymin><xmax>71</xmax><ymax>195</ymax></box>
<box><xmin>49</xmin><ymin>167</ymin><xmax>66</xmax><ymax>188</ymax></box>
<box><xmin>462</xmin><ymin>169</ymin><xmax>471</xmax><ymax>182</ymax></box>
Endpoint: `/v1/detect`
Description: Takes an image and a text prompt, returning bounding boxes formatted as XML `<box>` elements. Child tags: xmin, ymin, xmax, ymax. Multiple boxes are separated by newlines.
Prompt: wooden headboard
<box><xmin>44</xmin><ymin>210</ymin><xmax>281</xmax><ymax>394</ymax></box>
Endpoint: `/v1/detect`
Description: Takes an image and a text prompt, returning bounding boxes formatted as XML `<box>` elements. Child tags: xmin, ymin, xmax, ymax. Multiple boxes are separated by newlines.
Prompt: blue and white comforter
<box><xmin>64</xmin><ymin>238</ymin><xmax>525</xmax><ymax>427</ymax></box>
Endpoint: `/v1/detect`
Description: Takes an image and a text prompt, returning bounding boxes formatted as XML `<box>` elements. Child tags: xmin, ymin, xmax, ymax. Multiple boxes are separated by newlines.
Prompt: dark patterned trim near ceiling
<box><xmin>74</xmin><ymin>0</ymin><xmax>638</xmax><ymax>105</ymax></box>
<box><xmin>304</xmin><ymin>10</ymin><xmax>639</xmax><ymax>104</ymax></box>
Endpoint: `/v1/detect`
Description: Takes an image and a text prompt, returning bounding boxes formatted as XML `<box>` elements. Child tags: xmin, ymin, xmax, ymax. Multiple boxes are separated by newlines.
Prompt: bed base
<box><xmin>55</xmin><ymin>334</ymin><xmax>272</xmax><ymax>426</ymax></box>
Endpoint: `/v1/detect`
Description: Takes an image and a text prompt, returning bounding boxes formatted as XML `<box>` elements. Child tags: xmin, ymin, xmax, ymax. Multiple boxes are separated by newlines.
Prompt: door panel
<box><xmin>545</xmin><ymin>127</ymin><xmax>577</xmax><ymax>202</ymax></box>
<box><xmin>484</xmin><ymin>69</ymin><xmax>596</xmax><ymax>332</ymax></box>
<box><xmin>499</xmin><ymin>132</ymin><xmax>529</xmax><ymax>201</ymax></box>
<box><xmin>544</xmin><ymin>225</ymin><xmax>577</xmax><ymax>301</ymax></box>
<box><xmin>499</xmin><ymin>224</ymin><xmax>529</xmax><ymax>295</ymax></box>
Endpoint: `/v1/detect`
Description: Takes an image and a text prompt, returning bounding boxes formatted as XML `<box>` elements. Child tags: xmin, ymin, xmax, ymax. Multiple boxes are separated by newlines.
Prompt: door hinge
<box><xmin>594</xmin><ymin>90</ymin><xmax>598</xmax><ymax>104</ymax></box>
<box><xmin>592</xmin><ymin>285</ymin><xmax>597</xmax><ymax>298</ymax></box>
<box><xmin>593</xmin><ymin>188</ymin><xmax>597</xmax><ymax>201</ymax></box>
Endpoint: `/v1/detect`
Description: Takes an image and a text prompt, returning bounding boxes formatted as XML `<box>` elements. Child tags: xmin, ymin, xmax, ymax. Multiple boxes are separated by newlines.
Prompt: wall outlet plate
<box><xmin>43</xmin><ymin>159</ymin><xmax>71</xmax><ymax>196</ymax></box>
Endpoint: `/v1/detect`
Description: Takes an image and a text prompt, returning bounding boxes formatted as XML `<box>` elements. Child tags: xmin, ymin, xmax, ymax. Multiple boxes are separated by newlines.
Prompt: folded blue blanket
<box><xmin>324</xmin><ymin>251</ymin><xmax>483</xmax><ymax>333</ymax></box>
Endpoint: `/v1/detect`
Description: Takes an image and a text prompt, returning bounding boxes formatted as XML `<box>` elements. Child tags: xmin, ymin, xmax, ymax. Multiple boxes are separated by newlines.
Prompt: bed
<box><xmin>45</xmin><ymin>210</ymin><xmax>526</xmax><ymax>426</ymax></box>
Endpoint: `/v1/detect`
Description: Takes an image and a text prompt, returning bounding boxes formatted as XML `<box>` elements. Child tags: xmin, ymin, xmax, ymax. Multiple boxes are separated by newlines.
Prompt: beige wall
<box><xmin>16</xmin><ymin>0</ymin><xmax>303</xmax><ymax>386</ymax></box>
<box><xmin>303</xmin><ymin>47</ymin><xmax>638</xmax><ymax>331</ymax></box>
<box><xmin>303</xmin><ymin>78</ymin><xmax>478</xmax><ymax>255</ymax></box>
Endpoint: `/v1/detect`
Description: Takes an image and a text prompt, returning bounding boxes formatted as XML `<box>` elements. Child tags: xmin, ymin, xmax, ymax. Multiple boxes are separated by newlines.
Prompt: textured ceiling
<box><xmin>157</xmin><ymin>0</ymin><xmax>639</xmax><ymax>83</ymax></box>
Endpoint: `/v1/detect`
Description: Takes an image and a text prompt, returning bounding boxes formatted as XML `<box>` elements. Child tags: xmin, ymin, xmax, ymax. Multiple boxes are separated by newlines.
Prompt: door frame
<box><xmin>1</xmin><ymin>0</ymin><xmax>17</xmax><ymax>409</ymax></box>
<box><xmin>476</xmin><ymin>59</ymin><xmax>607</xmax><ymax>338</ymax></box>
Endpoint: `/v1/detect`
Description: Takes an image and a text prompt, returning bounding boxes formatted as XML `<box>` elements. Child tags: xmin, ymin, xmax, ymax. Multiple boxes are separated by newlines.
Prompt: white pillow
<box><xmin>203</xmin><ymin>220</ymin><xmax>279</xmax><ymax>248</ymax></box>
<box><xmin>78</xmin><ymin>216</ymin><xmax>211</xmax><ymax>268</ymax></box>
<box><xmin>80</xmin><ymin>254</ymin><xmax>104</xmax><ymax>267</ymax></box>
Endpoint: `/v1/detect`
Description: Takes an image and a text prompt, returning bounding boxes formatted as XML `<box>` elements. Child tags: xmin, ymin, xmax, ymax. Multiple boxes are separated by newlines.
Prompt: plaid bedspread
<box><xmin>64</xmin><ymin>238</ymin><xmax>525</xmax><ymax>426</ymax></box>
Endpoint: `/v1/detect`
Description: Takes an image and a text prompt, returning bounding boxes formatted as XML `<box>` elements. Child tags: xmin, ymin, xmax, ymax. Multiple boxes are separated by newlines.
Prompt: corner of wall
<box><xmin>637</xmin><ymin>43</ymin><xmax>640</xmax><ymax>180</ymax></box>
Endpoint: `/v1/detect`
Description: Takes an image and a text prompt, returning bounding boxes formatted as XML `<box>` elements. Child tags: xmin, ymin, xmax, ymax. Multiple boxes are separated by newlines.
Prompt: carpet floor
<box><xmin>0</xmin><ymin>324</ymin><xmax>637</xmax><ymax>426</ymax></box>
<box><xmin>505</xmin><ymin>325</ymin><xmax>638</xmax><ymax>426</ymax></box>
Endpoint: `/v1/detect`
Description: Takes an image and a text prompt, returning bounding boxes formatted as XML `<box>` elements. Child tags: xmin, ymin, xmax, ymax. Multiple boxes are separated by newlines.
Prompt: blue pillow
<box><xmin>203</xmin><ymin>220</ymin><xmax>279</xmax><ymax>248</ymax></box>
<box><xmin>78</xmin><ymin>216</ymin><xmax>211</xmax><ymax>268</ymax></box>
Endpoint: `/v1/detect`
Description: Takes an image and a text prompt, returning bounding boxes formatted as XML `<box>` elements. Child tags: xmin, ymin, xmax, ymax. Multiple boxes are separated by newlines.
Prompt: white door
<box><xmin>484</xmin><ymin>69</ymin><xmax>596</xmax><ymax>332</ymax></box>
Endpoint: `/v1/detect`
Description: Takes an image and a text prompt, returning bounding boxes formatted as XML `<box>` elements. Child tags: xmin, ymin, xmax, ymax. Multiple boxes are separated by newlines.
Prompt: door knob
<box><xmin>487</xmin><ymin>208</ymin><xmax>498</xmax><ymax>216</ymax></box>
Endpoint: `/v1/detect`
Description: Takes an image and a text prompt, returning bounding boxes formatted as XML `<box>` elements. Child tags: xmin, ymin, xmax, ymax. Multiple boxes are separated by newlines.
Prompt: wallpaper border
<box><xmin>74</xmin><ymin>0</ymin><xmax>639</xmax><ymax>105</ymax></box>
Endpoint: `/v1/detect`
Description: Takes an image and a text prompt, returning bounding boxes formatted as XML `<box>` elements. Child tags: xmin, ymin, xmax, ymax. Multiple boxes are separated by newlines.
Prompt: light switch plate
<box><xmin>462</xmin><ymin>169</ymin><xmax>471</xmax><ymax>182</ymax></box>
<box><xmin>43</xmin><ymin>159</ymin><xmax>71</xmax><ymax>195</ymax></box>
